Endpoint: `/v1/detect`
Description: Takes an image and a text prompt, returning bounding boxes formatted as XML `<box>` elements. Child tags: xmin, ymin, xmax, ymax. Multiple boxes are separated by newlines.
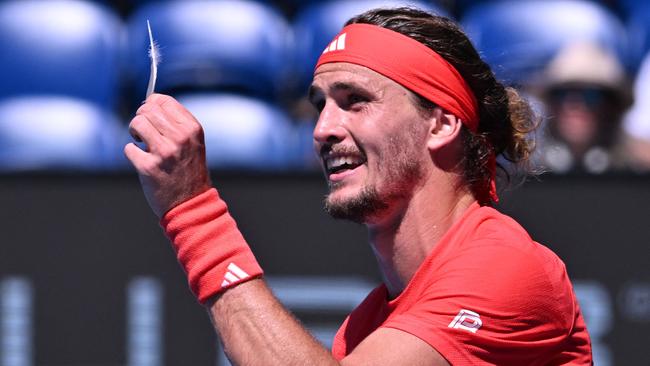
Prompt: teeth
<box><xmin>325</xmin><ymin>155</ymin><xmax>363</xmax><ymax>170</ymax></box>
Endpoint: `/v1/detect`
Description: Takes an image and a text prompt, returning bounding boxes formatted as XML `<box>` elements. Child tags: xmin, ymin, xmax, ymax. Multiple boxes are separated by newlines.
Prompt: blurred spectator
<box><xmin>621</xmin><ymin>51</ymin><xmax>650</xmax><ymax>172</ymax></box>
<box><xmin>537</xmin><ymin>41</ymin><xmax>632</xmax><ymax>174</ymax></box>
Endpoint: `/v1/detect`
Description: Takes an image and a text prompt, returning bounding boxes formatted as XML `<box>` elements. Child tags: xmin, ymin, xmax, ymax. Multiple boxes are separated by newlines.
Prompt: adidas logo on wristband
<box><xmin>221</xmin><ymin>263</ymin><xmax>251</xmax><ymax>288</ymax></box>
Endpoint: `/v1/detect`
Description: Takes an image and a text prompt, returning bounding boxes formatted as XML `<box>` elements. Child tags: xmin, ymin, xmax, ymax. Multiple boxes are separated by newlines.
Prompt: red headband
<box><xmin>315</xmin><ymin>23</ymin><xmax>498</xmax><ymax>203</ymax></box>
<box><xmin>315</xmin><ymin>23</ymin><xmax>479</xmax><ymax>130</ymax></box>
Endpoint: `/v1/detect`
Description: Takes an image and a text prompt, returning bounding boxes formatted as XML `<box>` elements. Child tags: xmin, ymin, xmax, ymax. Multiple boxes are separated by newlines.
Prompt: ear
<box><xmin>426</xmin><ymin>107</ymin><xmax>463</xmax><ymax>152</ymax></box>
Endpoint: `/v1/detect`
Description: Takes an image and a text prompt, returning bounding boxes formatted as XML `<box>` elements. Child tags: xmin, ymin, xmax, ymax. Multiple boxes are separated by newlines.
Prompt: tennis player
<box><xmin>126</xmin><ymin>7</ymin><xmax>592</xmax><ymax>365</ymax></box>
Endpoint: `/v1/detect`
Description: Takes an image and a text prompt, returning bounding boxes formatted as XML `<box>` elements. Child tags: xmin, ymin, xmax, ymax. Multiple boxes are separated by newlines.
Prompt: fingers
<box><xmin>143</xmin><ymin>93</ymin><xmax>195</xmax><ymax>124</ymax></box>
<box><xmin>138</xmin><ymin>93</ymin><xmax>202</xmax><ymax>140</ymax></box>
<box><xmin>129</xmin><ymin>114</ymin><xmax>166</xmax><ymax>152</ymax></box>
<box><xmin>137</xmin><ymin>102</ymin><xmax>183</xmax><ymax>140</ymax></box>
<box><xmin>126</xmin><ymin>94</ymin><xmax>211</xmax><ymax>217</ymax></box>
<box><xmin>160</xmin><ymin>98</ymin><xmax>200</xmax><ymax>127</ymax></box>
<box><xmin>124</xmin><ymin>142</ymin><xmax>155</xmax><ymax>174</ymax></box>
<box><xmin>127</xmin><ymin>93</ymin><xmax>205</xmax><ymax>167</ymax></box>
<box><xmin>136</xmin><ymin>94</ymin><xmax>187</xmax><ymax>124</ymax></box>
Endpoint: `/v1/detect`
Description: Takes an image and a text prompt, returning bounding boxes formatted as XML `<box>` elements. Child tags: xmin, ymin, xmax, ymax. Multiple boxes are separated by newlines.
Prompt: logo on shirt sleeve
<box><xmin>448</xmin><ymin>309</ymin><xmax>482</xmax><ymax>333</ymax></box>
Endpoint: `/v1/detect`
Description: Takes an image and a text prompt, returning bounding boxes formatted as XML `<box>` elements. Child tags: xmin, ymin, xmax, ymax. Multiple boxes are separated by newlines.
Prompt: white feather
<box><xmin>146</xmin><ymin>20</ymin><xmax>160</xmax><ymax>98</ymax></box>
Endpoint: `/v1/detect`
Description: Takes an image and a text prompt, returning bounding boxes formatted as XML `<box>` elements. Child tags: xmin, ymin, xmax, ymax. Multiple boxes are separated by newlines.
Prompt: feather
<box><xmin>146</xmin><ymin>20</ymin><xmax>160</xmax><ymax>98</ymax></box>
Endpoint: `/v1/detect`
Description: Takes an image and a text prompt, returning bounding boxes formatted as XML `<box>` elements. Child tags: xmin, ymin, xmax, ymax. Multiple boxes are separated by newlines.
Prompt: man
<box><xmin>538</xmin><ymin>41</ymin><xmax>632</xmax><ymax>173</ymax></box>
<box><xmin>126</xmin><ymin>8</ymin><xmax>592</xmax><ymax>365</ymax></box>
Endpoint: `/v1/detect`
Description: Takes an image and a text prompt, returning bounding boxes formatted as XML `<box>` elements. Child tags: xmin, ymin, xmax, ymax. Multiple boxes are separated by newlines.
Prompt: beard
<box><xmin>324</xmin><ymin>140</ymin><xmax>425</xmax><ymax>224</ymax></box>
<box><xmin>322</xmin><ymin>110</ymin><xmax>429</xmax><ymax>224</ymax></box>
<box><xmin>324</xmin><ymin>184</ymin><xmax>387</xmax><ymax>224</ymax></box>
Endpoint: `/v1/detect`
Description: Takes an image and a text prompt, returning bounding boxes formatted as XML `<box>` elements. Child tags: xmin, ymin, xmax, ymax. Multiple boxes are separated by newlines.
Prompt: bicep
<box><xmin>340</xmin><ymin>327</ymin><xmax>450</xmax><ymax>366</ymax></box>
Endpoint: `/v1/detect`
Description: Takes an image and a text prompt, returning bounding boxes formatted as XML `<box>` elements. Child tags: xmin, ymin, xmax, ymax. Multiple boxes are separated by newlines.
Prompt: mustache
<box><xmin>319</xmin><ymin>143</ymin><xmax>365</xmax><ymax>158</ymax></box>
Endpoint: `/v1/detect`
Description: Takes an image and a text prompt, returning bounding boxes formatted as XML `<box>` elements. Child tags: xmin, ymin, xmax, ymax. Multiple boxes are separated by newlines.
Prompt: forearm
<box><xmin>127</xmin><ymin>94</ymin><xmax>449</xmax><ymax>366</ymax></box>
<box><xmin>159</xmin><ymin>187</ymin><xmax>338</xmax><ymax>365</ymax></box>
<box><xmin>208</xmin><ymin>279</ymin><xmax>339</xmax><ymax>366</ymax></box>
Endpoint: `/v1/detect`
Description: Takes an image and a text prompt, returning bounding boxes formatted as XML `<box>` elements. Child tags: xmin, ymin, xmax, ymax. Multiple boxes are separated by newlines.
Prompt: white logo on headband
<box><xmin>322</xmin><ymin>33</ymin><xmax>347</xmax><ymax>54</ymax></box>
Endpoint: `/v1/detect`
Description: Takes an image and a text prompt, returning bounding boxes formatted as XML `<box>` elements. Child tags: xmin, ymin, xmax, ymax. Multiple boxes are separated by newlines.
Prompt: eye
<box><xmin>348</xmin><ymin>94</ymin><xmax>368</xmax><ymax>105</ymax></box>
<box><xmin>309</xmin><ymin>95</ymin><xmax>326</xmax><ymax>113</ymax></box>
<box><xmin>316</xmin><ymin>99</ymin><xmax>326</xmax><ymax>112</ymax></box>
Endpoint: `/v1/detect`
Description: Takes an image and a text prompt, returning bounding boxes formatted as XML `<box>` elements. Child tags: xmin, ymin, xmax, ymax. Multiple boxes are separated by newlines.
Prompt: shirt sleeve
<box><xmin>381</xmin><ymin>241</ymin><xmax>582</xmax><ymax>366</ymax></box>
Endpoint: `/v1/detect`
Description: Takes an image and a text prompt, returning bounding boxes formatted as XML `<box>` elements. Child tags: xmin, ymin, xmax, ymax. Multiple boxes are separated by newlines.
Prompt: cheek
<box><xmin>368</xmin><ymin>136</ymin><xmax>419</xmax><ymax>180</ymax></box>
<box><xmin>385</xmin><ymin>121</ymin><xmax>428</xmax><ymax>158</ymax></box>
<box><xmin>361</xmin><ymin>108</ymin><xmax>429</xmax><ymax>176</ymax></box>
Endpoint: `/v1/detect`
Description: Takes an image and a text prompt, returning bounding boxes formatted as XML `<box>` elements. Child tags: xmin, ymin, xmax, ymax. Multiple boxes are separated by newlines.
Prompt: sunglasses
<box><xmin>547</xmin><ymin>87</ymin><xmax>615</xmax><ymax>108</ymax></box>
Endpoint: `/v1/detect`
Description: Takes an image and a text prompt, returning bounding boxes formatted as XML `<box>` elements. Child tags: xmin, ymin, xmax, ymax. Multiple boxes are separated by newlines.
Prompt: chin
<box><xmin>324</xmin><ymin>185</ymin><xmax>388</xmax><ymax>224</ymax></box>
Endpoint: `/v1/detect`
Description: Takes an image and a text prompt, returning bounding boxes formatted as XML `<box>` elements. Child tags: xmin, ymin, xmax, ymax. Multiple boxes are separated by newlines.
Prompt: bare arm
<box><xmin>208</xmin><ymin>279</ymin><xmax>449</xmax><ymax>366</ymax></box>
<box><xmin>126</xmin><ymin>94</ymin><xmax>450</xmax><ymax>366</ymax></box>
<box><xmin>208</xmin><ymin>279</ymin><xmax>337</xmax><ymax>365</ymax></box>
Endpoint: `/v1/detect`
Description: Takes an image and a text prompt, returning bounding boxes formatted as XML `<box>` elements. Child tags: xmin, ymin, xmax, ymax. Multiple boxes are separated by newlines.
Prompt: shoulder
<box><xmin>381</xmin><ymin>207</ymin><xmax>583</xmax><ymax>364</ymax></box>
<box><xmin>452</xmin><ymin>206</ymin><xmax>569</xmax><ymax>287</ymax></box>
<box><xmin>466</xmin><ymin>205</ymin><xmax>535</xmax><ymax>247</ymax></box>
<box><xmin>332</xmin><ymin>285</ymin><xmax>388</xmax><ymax>360</ymax></box>
<box><xmin>433</xmin><ymin>206</ymin><xmax>575</xmax><ymax>318</ymax></box>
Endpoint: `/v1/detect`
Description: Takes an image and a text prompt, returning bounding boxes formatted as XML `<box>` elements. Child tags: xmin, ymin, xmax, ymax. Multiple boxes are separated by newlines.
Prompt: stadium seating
<box><xmin>454</xmin><ymin>0</ymin><xmax>614</xmax><ymax>15</ymax></box>
<box><xmin>624</xmin><ymin>2</ymin><xmax>650</xmax><ymax>71</ymax></box>
<box><xmin>176</xmin><ymin>93</ymin><xmax>297</xmax><ymax>170</ymax></box>
<box><xmin>617</xmin><ymin>0</ymin><xmax>646</xmax><ymax>17</ymax></box>
<box><xmin>623</xmin><ymin>50</ymin><xmax>650</xmax><ymax>143</ymax></box>
<box><xmin>292</xmin><ymin>0</ymin><xmax>449</xmax><ymax>91</ymax></box>
<box><xmin>0</xmin><ymin>0</ymin><xmax>123</xmax><ymax>108</ymax></box>
<box><xmin>127</xmin><ymin>0</ymin><xmax>294</xmax><ymax>101</ymax></box>
<box><xmin>0</xmin><ymin>96</ymin><xmax>124</xmax><ymax>171</ymax></box>
<box><xmin>461</xmin><ymin>0</ymin><xmax>627</xmax><ymax>86</ymax></box>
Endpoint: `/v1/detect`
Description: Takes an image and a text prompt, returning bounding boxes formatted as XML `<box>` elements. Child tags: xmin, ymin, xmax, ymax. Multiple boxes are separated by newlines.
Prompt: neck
<box><xmin>367</xmin><ymin>172</ymin><xmax>475</xmax><ymax>299</ymax></box>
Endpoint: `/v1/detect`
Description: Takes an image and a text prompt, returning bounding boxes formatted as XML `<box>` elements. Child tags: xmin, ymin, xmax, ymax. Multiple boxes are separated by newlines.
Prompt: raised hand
<box><xmin>125</xmin><ymin>94</ymin><xmax>212</xmax><ymax>218</ymax></box>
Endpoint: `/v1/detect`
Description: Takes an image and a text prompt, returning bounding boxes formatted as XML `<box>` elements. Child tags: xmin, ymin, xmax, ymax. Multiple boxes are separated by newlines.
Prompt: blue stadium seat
<box><xmin>0</xmin><ymin>0</ymin><xmax>123</xmax><ymax>108</ymax></box>
<box><xmin>176</xmin><ymin>93</ymin><xmax>296</xmax><ymax>170</ymax></box>
<box><xmin>293</xmin><ymin>0</ymin><xmax>449</xmax><ymax>91</ymax></box>
<box><xmin>454</xmin><ymin>0</ymin><xmax>489</xmax><ymax>14</ymax></box>
<box><xmin>455</xmin><ymin>0</ymin><xmax>612</xmax><ymax>15</ymax></box>
<box><xmin>0</xmin><ymin>97</ymin><xmax>124</xmax><ymax>171</ymax></box>
<box><xmin>127</xmin><ymin>0</ymin><xmax>293</xmax><ymax>100</ymax></box>
<box><xmin>294</xmin><ymin>120</ymin><xmax>321</xmax><ymax>170</ymax></box>
<box><xmin>461</xmin><ymin>0</ymin><xmax>627</xmax><ymax>86</ymax></box>
<box><xmin>617</xmin><ymin>0</ymin><xmax>646</xmax><ymax>17</ymax></box>
<box><xmin>625</xmin><ymin>3</ymin><xmax>650</xmax><ymax>71</ymax></box>
<box><xmin>623</xmin><ymin>50</ymin><xmax>650</xmax><ymax>145</ymax></box>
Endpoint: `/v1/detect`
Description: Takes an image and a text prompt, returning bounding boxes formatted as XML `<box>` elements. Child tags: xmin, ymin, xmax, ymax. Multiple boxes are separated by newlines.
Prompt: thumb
<box><xmin>124</xmin><ymin>142</ymin><xmax>153</xmax><ymax>172</ymax></box>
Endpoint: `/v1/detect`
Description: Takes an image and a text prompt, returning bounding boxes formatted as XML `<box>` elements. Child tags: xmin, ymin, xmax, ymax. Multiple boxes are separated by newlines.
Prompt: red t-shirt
<box><xmin>332</xmin><ymin>202</ymin><xmax>592</xmax><ymax>365</ymax></box>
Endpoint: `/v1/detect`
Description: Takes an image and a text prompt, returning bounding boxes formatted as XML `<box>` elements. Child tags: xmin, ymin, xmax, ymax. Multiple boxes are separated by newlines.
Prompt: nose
<box><xmin>313</xmin><ymin>103</ymin><xmax>347</xmax><ymax>146</ymax></box>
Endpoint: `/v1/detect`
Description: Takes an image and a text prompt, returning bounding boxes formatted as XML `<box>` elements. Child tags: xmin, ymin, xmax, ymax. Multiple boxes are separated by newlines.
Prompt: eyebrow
<box><xmin>308</xmin><ymin>81</ymin><xmax>372</xmax><ymax>103</ymax></box>
<box><xmin>331</xmin><ymin>81</ymin><xmax>370</xmax><ymax>95</ymax></box>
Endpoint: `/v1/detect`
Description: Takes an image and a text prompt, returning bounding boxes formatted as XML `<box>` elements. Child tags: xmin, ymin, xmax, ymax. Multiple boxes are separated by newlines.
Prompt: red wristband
<box><xmin>160</xmin><ymin>188</ymin><xmax>263</xmax><ymax>304</ymax></box>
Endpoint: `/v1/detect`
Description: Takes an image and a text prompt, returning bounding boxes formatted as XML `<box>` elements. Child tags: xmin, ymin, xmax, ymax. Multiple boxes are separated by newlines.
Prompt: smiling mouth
<box><xmin>322</xmin><ymin>150</ymin><xmax>367</xmax><ymax>176</ymax></box>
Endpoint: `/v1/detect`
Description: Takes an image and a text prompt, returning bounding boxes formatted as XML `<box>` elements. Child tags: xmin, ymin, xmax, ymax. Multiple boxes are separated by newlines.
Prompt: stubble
<box><xmin>324</xmin><ymin>123</ymin><xmax>426</xmax><ymax>224</ymax></box>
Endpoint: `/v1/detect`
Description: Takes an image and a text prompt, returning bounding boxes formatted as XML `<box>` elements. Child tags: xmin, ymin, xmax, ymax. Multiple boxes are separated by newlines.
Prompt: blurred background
<box><xmin>0</xmin><ymin>0</ymin><xmax>648</xmax><ymax>365</ymax></box>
